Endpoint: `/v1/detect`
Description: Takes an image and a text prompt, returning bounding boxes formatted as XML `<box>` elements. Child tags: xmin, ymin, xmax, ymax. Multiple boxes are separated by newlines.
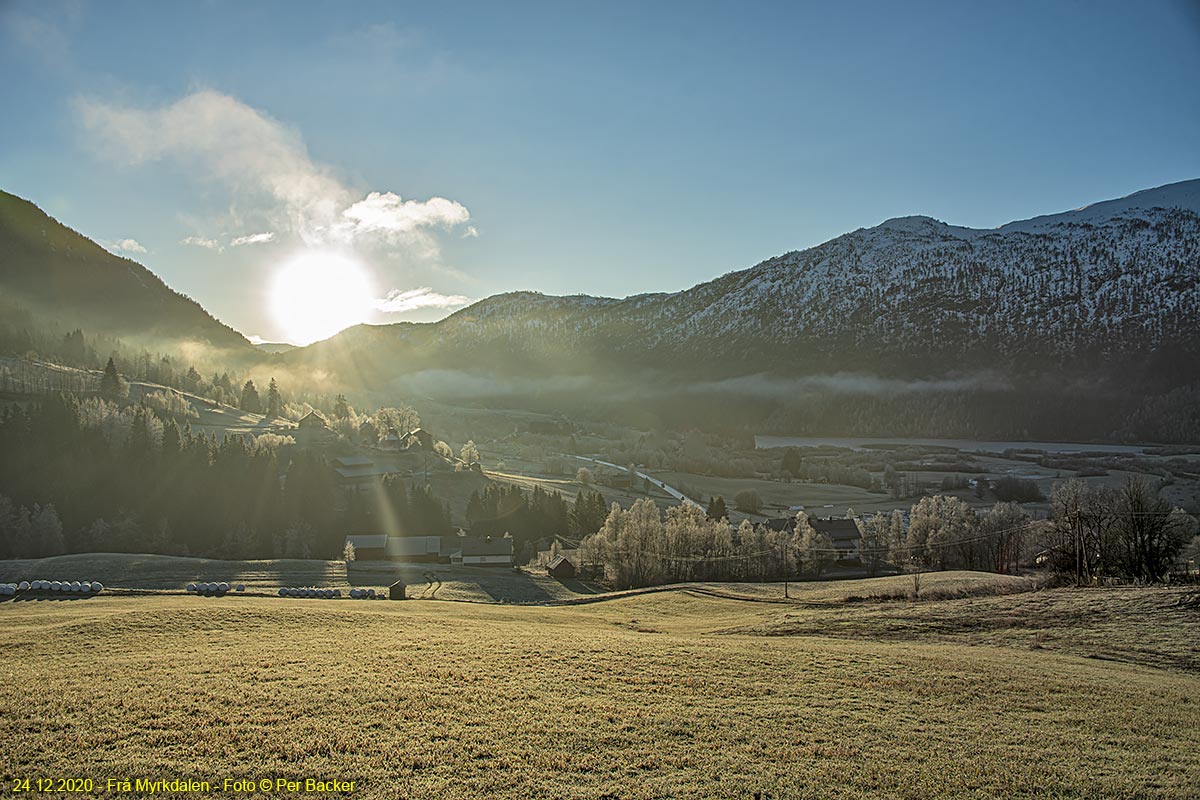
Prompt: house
<box><xmin>402</xmin><ymin>428</ymin><xmax>435</xmax><ymax>451</ymax></box>
<box><xmin>357</xmin><ymin>420</ymin><xmax>378</xmax><ymax>444</ymax></box>
<box><xmin>453</xmin><ymin>536</ymin><xmax>514</xmax><ymax>567</ymax></box>
<box><xmin>546</xmin><ymin>555</ymin><xmax>576</xmax><ymax>580</ymax></box>
<box><xmin>295</xmin><ymin>409</ymin><xmax>336</xmax><ymax>448</ymax></box>
<box><xmin>343</xmin><ymin>534</ymin><xmax>387</xmax><ymax>561</ymax></box>
<box><xmin>332</xmin><ymin>455</ymin><xmax>381</xmax><ymax>489</ymax></box>
<box><xmin>811</xmin><ymin>518</ymin><xmax>862</xmax><ymax>561</ymax></box>
<box><xmin>380</xmin><ymin>428</ymin><xmax>402</xmax><ymax>451</ymax></box>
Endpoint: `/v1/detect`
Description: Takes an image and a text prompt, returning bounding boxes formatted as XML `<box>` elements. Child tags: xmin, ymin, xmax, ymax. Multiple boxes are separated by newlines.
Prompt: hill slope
<box><xmin>0</xmin><ymin>190</ymin><xmax>250</xmax><ymax>353</ymax></box>
<box><xmin>290</xmin><ymin>180</ymin><xmax>1200</xmax><ymax>440</ymax></box>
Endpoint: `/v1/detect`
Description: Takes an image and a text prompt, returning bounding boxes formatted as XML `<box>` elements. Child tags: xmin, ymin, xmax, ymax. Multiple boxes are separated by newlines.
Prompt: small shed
<box><xmin>388</xmin><ymin>580</ymin><xmax>407</xmax><ymax>600</ymax></box>
<box><xmin>546</xmin><ymin>555</ymin><xmax>576</xmax><ymax>580</ymax></box>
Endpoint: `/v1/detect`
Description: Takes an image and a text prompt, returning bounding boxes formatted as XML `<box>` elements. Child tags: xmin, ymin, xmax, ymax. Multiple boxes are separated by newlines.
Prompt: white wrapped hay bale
<box><xmin>18</xmin><ymin>581</ymin><xmax>30</xmax><ymax>591</ymax></box>
<box><xmin>218</xmin><ymin>582</ymin><xmax>230</xmax><ymax>593</ymax></box>
<box><xmin>70</xmin><ymin>581</ymin><xmax>82</xmax><ymax>592</ymax></box>
<box><xmin>278</xmin><ymin>587</ymin><xmax>288</xmax><ymax>597</ymax></box>
<box><xmin>90</xmin><ymin>582</ymin><xmax>103</xmax><ymax>593</ymax></box>
<box><xmin>235</xmin><ymin>584</ymin><xmax>245</xmax><ymax>592</ymax></box>
<box><xmin>187</xmin><ymin>583</ymin><xmax>197</xmax><ymax>593</ymax></box>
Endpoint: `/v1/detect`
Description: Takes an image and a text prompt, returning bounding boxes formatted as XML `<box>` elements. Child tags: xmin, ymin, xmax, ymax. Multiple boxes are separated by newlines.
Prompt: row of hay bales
<box><xmin>278</xmin><ymin>587</ymin><xmax>342</xmax><ymax>599</ymax></box>
<box><xmin>186</xmin><ymin>582</ymin><xmax>245</xmax><ymax>596</ymax></box>
<box><xmin>1</xmin><ymin>580</ymin><xmax>103</xmax><ymax>595</ymax></box>
<box><xmin>349</xmin><ymin>588</ymin><xmax>386</xmax><ymax>599</ymax></box>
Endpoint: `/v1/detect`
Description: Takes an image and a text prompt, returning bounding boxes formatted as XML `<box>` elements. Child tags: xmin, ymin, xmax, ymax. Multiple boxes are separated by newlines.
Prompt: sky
<box><xmin>2</xmin><ymin>0</ymin><xmax>1199</xmax><ymax>344</ymax></box>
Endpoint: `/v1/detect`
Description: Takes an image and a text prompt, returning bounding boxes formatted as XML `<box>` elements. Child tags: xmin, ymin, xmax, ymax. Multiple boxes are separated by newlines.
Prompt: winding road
<box><xmin>570</xmin><ymin>455</ymin><xmax>703</xmax><ymax>509</ymax></box>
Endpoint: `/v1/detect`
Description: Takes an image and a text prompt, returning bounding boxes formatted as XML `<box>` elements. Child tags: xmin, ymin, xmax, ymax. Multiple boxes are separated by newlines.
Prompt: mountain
<box><xmin>291</xmin><ymin>180</ymin><xmax>1200</xmax><ymax>441</ymax></box>
<box><xmin>0</xmin><ymin>190</ymin><xmax>251</xmax><ymax>354</ymax></box>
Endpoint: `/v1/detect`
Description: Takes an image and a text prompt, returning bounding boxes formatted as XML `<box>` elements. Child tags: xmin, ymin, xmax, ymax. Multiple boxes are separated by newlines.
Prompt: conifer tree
<box><xmin>266</xmin><ymin>378</ymin><xmax>282</xmax><ymax>418</ymax></box>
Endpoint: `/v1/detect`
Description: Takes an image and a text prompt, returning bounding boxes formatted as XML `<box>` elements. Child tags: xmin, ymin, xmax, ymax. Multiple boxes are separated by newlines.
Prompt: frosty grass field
<box><xmin>1</xmin><ymin>564</ymin><xmax>1197</xmax><ymax>799</ymax></box>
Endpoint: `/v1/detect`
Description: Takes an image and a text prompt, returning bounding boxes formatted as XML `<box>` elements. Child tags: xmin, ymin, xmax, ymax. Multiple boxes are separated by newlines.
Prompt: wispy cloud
<box><xmin>373</xmin><ymin>287</ymin><xmax>471</xmax><ymax>314</ymax></box>
<box><xmin>230</xmin><ymin>231</ymin><xmax>275</xmax><ymax>246</ymax></box>
<box><xmin>462</xmin><ymin>225</ymin><xmax>479</xmax><ymax>239</ymax></box>
<box><xmin>181</xmin><ymin>235</ymin><xmax>221</xmax><ymax>250</ymax></box>
<box><xmin>101</xmin><ymin>238</ymin><xmax>147</xmax><ymax>254</ymax></box>
<box><xmin>75</xmin><ymin>89</ymin><xmax>472</xmax><ymax>256</ymax></box>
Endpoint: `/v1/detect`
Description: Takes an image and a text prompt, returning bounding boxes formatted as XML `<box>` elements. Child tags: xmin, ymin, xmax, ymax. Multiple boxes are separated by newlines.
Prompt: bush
<box><xmin>992</xmin><ymin>476</ymin><xmax>1045</xmax><ymax>503</ymax></box>
<box><xmin>734</xmin><ymin>489</ymin><xmax>762</xmax><ymax>514</ymax></box>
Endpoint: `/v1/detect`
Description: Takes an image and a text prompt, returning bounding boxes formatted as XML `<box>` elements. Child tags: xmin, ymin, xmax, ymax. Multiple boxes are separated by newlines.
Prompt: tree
<box><xmin>376</xmin><ymin>405</ymin><xmax>419</xmax><ymax>435</ymax></box>
<box><xmin>978</xmin><ymin>502</ymin><xmax>1029</xmax><ymax>574</ymax></box>
<box><xmin>1109</xmin><ymin>477</ymin><xmax>1196</xmax><ymax>582</ymax></box>
<box><xmin>907</xmin><ymin>495</ymin><xmax>976</xmax><ymax>570</ymax></box>
<box><xmin>781</xmin><ymin>448</ymin><xmax>803</xmax><ymax>477</ymax></box>
<box><xmin>706</xmin><ymin>495</ymin><xmax>728</xmax><ymax>521</ymax></box>
<box><xmin>434</xmin><ymin>440</ymin><xmax>453</xmax><ymax>459</ymax></box>
<box><xmin>334</xmin><ymin>394</ymin><xmax>351</xmax><ymax>419</ymax></box>
<box><xmin>240</xmin><ymin>380</ymin><xmax>262</xmax><ymax>414</ymax></box>
<box><xmin>343</xmin><ymin>539</ymin><xmax>356</xmax><ymax>563</ymax></box>
<box><xmin>99</xmin><ymin>357</ymin><xmax>127</xmax><ymax>402</ymax></box>
<box><xmin>266</xmin><ymin>378</ymin><xmax>282</xmax><ymax>418</ymax></box>
<box><xmin>794</xmin><ymin>513</ymin><xmax>834</xmax><ymax>578</ymax></box>
<box><xmin>576</xmin><ymin>466</ymin><xmax>593</xmax><ymax>485</ymax></box>
<box><xmin>460</xmin><ymin>440</ymin><xmax>480</xmax><ymax>464</ymax></box>
<box><xmin>734</xmin><ymin>489</ymin><xmax>762</xmax><ymax>514</ymax></box>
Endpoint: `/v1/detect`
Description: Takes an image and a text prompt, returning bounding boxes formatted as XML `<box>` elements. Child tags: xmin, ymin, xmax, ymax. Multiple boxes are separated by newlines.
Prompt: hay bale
<box><xmin>18</xmin><ymin>581</ymin><xmax>30</xmax><ymax>591</ymax></box>
<box><xmin>90</xmin><ymin>582</ymin><xmax>103</xmax><ymax>593</ymax></box>
<box><xmin>278</xmin><ymin>587</ymin><xmax>288</xmax><ymax>597</ymax></box>
<box><xmin>235</xmin><ymin>584</ymin><xmax>245</xmax><ymax>592</ymax></box>
<box><xmin>333</xmin><ymin>589</ymin><xmax>342</xmax><ymax>598</ymax></box>
<box><xmin>367</xmin><ymin>589</ymin><xmax>376</xmax><ymax>599</ymax></box>
<box><xmin>187</xmin><ymin>583</ymin><xmax>197</xmax><ymax>593</ymax></box>
<box><xmin>70</xmin><ymin>581</ymin><xmax>82</xmax><ymax>592</ymax></box>
<box><xmin>218</xmin><ymin>582</ymin><xmax>230</xmax><ymax>593</ymax></box>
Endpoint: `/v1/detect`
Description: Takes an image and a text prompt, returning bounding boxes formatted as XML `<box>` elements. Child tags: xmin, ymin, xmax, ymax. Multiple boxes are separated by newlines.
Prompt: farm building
<box><xmin>546</xmin><ymin>555</ymin><xmax>576</xmax><ymax>579</ymax></box>
<box><xmin>810</xmin><ymin>518</ymin><xmax>862</xmax><ymax>560</ymax></box>
<box><xmin>452</xmin><ymin>537</ymin><xmax>514</xmax><ymax>567</ymax></box>
<box><xmin>333</xmin><ymin>455</ymin><xmax>386</xmax><ymax>488</ymax></box>
<box><xmin>402</xmin><ymin>428</ymin><xmax>435</xmax><ymax>451</ymax></box>
<box><xmin>762</xmin><ymin>516</ymin><xmax>862</xmax><ymax>561</ymax></box>
<box><xmin>384</xmin><ymin>535</ymin><xmax>458</xmax><ymax>563</ymax></box>
<box><xmin>344</xmin><ymin>534</ymin><xmax>387</xmax><ymax>560</ymax></box>
<box><xmin>295</xmin><ymin>409</ymin><xmax>337</xmax><ymax>448</ymax></box>
<box><xmin>380</xmin><ymin>428</ymin><xmax>402</xmax><ymax>450</ymax></box>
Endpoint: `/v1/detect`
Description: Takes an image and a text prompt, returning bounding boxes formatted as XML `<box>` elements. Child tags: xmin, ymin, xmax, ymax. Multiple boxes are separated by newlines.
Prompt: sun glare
<box><xmin>269</xmin><ymin>252</ymin><xmax>373</xmax><ymax>345</ymax></box>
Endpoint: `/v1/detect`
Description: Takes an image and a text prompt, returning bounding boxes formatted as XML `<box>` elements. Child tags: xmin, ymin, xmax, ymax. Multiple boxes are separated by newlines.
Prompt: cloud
<box><xmin>102</xmin><ymin>238</ymin><xmax>147</xmax><ymax>254</ymax></box>
<box><xmin>181</xmin><ymin>235</ymin><xmax>221</xmax><ymax>250</ymax></box>
<box><xmin>373</xmin><ymin>287</ymin><xmax>471</xmax><ymax>314</ymax></box>
<box><xmin>75</xmin><ymin>89</ymin><xmax>471</xmax><ymax>251</ymax></box>
<box><xmin>230</xmin><ymin>232</ymin><xmax>275</xmax><ymax>246</ymax></box>
<box><xmin>462</xmin><ymin>225</ymin><xmax>479</xmax><ymax>239</ymax></box>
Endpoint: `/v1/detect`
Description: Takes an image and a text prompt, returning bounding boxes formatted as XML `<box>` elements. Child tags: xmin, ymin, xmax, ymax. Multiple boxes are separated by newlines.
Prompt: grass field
<box><xmin>2</xmin><ymin>577</ymin><xmax>1198</xmax><ymax>798</ymax></box>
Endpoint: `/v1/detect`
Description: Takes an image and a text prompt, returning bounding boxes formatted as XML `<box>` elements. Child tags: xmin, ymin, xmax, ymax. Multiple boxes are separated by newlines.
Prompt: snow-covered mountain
<box><xmin>294</xmin><ymin>179</ymin><xmax>1200</xmax><ymax>440</ymax></box>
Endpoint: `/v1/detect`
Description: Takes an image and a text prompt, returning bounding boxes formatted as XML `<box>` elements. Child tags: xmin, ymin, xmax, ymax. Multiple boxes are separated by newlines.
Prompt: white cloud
<box><xmin>181</xmin><ymin>235</ymin><xmax>221</xmax><ymax>250</ymax></box>
<box><xmin>230</xmin><ymin>232</ymin><xmax>275</xmax><ymax>246</ymax></box>
<box><xmin>102</xmin><ymin>238</ymin><xmax>147</xmax><ymax>254</ymax></box>
<box><xmin>462</xmin><ymin>225</ymin><xmax>479</xmax><ymax>239</ymax></box>
<box><xmin>75</xmin><ymin>89</ymin><xmax>472</xmax><ymax>254</ymax></box>
<box><xmin>373</xmin><ymin>287</ymin><xmax>471</xmax><ymax>314</ymax></box>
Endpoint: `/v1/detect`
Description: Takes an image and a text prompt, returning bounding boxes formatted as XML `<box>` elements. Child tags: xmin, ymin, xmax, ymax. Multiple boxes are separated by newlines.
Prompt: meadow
<box><xmin>1</xmin><ymin>575</ymin><xmax>1197</xmax><ymax>799</ymax></box>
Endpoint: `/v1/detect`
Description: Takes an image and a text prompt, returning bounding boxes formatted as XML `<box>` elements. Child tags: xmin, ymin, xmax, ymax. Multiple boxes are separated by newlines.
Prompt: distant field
<box><xmin>1</xmin><ymin>583</ymin><xmax>1197</xmax><ymax>798</ymax></box>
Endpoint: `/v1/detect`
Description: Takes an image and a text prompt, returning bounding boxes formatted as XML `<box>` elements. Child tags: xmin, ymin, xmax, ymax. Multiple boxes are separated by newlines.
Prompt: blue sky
<box><xmin>2</xmin><ymin>0</ymin><xmax>1199</xmax><ymax>343</ymax></box>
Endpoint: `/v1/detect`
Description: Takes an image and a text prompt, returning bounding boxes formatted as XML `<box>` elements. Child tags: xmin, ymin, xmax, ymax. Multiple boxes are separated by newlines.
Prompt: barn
<box><xmin>385</xmin><ymin>535</ymin><xmax>453</xmax><ymax>563</ymax></box>
<box><xmin>811</xmin><ymin>518</ymin><xmax>862</xmax><ymax>561</ymax></box>
<box><xmin>546</xmin><ymin>555</ymin><xmax>576</xmax><ymax>579</ymax></box>
<box><xmin>454</xmin><ymin>537</ymin><xmax>514</xmax><ymax>567</ymax></box>
<box><xmin>344</xmin><ymin>534</ymin><xmax>387</xmax><ymax>561</ymax></box>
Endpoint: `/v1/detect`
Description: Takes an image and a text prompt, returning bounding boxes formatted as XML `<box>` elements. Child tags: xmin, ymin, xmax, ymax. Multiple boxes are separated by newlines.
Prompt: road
<box><xmin>570</xmin><ymin>455</ymin><xmax>704</xmax><ymax>509</ymax></box>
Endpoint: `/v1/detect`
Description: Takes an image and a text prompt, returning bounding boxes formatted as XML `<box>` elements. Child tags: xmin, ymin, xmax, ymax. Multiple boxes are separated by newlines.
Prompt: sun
<box><xmin>269</xmin><ymin>252</ymin><xmax>374</xmax><ymax>345</ymax></box>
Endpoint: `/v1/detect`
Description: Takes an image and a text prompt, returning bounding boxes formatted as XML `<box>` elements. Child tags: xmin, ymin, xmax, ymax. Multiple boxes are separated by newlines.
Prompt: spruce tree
<box><xmin>99</xmin><ymin>357</ymin><xmax>126</xmax><ymax>401</ymax></box>
<box><xmin>240</xmin><ymin>380</ymin><xmax>262</xmax><ymax>414</ymax></box>
<box><xmin>706</xmin><ymin>495</ymin><xmax>728</xmax><ymax>521</ymax></box>
<box><xmin>267</xmin><ymin>378</ymin><xmax>282</xmax><ymax>418</ymax></box>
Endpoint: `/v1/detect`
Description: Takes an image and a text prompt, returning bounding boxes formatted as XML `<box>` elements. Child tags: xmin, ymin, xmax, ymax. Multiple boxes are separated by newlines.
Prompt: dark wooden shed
<box><xmin>546</xmin><ymin>555</ymin><xmax>576</xmax><ymax>580</ymax></box>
